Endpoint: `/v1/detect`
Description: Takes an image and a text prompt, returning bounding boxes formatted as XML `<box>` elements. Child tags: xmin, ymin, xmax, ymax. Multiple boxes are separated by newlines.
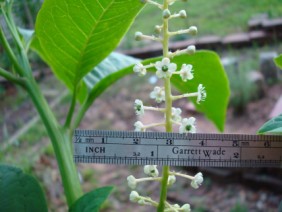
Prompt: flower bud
<box><xmin>135</xmin><ymin>31</ymin><xmax>143</xmax><ymax>41</ymax></box>
<box><xmin>163</xmin><ymin>9</ymin><xmax>171</xmax><ymax>19</ymax></box>
<box><xmin>181</xmin><ymin>204</ymin><xmax>191</xmax><ymax>212</ymax></box>
<box><xmin>179</xmin><ymin>10</ymin><xmax>187</xmax><ymax>18</ymax></box>
<box><xmin>127</xmin><ymin>175</ymin><xmax>137</xmax><ymax>189</ymax></box>
<box><xmin>187</xmin><ymin>45</ymin><xmax>196</xmax><ymax>55</ymax></box>
<box><xmin>155</xmin><ymin>25</ymin><xmax>162</xmax><ymax>34</ymax></box>
<box><xmin>138</xmin><ymin>199</ymin><xmax>146</xmax><ymax>205</ymax></box>
<box><xmin>188</xmin><ymin>26</ymin><xmax>198</xmax><ymax>36</ymax></box>
<box><xmin>129</xmin><ymin>191</ymin><xmax>140</xmax><ymax>202</ymax></box>
<box><xmin>167</xmin><ymin>175</ymin><xmax>176</xmax><ymax>186</ymax></box>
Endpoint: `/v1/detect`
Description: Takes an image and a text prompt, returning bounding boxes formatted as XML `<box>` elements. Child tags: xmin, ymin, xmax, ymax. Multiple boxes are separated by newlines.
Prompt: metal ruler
<box><xmin>73</xmin><ymin>130</ymin><xmax>282</xmax><ymax>168</ymax></box>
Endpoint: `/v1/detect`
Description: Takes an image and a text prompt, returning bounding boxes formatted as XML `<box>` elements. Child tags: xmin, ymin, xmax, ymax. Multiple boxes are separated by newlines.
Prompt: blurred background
<box><xmin>0</xmin><ymin>0</ymin><xmax>282</xmax><ymax>211</ymax></box>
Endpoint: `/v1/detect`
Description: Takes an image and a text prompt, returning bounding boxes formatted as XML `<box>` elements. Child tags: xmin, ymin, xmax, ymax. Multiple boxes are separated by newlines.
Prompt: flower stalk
<box><xmin>128</xmin><ymin>0</ymin><xmax>206</xmax><ymax>211</ymax></box>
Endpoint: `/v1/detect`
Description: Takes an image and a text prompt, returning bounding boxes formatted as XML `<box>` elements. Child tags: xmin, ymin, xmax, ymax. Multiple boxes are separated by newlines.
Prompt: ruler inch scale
<box><xmin>73</xmin><ymin>130</ymin><xmax>282</xmax><ymax>168</ymax></box>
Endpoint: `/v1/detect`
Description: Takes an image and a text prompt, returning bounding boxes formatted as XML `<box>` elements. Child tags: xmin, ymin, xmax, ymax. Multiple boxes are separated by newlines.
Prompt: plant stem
<box><xmin>171</xmin><ymin>92</ymin><xmax>198</xmax><ymax>101</ymax></box>
<box><xmin>158</xmin><ymin>0</ymin><xmax>172</xmax><ymax>211</ymax></box>
<box><xmin>1</xmin><ymin>4</ymin><xmax>83</xmax><ymax>207</ymax></box>
<box><xmin>25</xmin><ymin>78</ymin><xmax>83</xmax><ymax>206</ymax></box>
<box><xmin>0</xmin><ymin>67</ymin><xmax>26</xmax><ymax>86</ymax></box>
<box><xmin>64</xmin><ymin>87</ymin><xmax>77</xmax><ymax>128</ymax></box>
<box><xmin>0</xmin><ymin>28</ymin><xmax>25</xmax><ymax>76</ymax></box>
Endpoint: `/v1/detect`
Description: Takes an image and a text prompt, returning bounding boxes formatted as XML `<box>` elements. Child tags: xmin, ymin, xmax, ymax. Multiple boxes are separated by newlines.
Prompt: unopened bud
<box><xmin>129</xmin><ymin>191</ymin><xmax>140</xmax><ymax>202</ymax></box>
<box><xmin>181</xmin><ymin>204</ymin><xmax>191</xmax><ymax>212</ymax></box>
<box><xmin>188</xmin><ymin>26</ymin><xmax>198</xmax><ymax>36</ymax></box>
<box><xmin>187</xmin><ymin>45</ymin><xmax>196</xmax><ymax>55</ymax></box>
<box><xmin>135</xmin><ymin>31</ymin><xmax>143</xmax><ymax>41</ymax></box>
<box><xmin>179</xmin><ymin>10</ymin><xmax>187</xmax><ymax>18</ymax></box>
<box><xmin>167</xmin><ymin>175</ymin><xmax>176</xmax><ymax>186</ymax></box>
<box><xmin>138</xmin><ymin>199</ymin><xmax>146</xmax><ymax>205</ymax></box>
<box><xmin>163</xmin><ymin>9</ymin><xmax>171</xmax><ymax>19</ymax></box>
<box><xmin>155</xmin><ymin>25</ymin><xmax>162</xmax><ymax>33</ymax></box>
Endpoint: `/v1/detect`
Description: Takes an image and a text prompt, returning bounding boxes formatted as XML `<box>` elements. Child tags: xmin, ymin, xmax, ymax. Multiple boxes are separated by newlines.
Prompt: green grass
<box><xmin>121</xmin><ymin>0</ymin><xmax>282</xmax><ymax>49</ymax></box>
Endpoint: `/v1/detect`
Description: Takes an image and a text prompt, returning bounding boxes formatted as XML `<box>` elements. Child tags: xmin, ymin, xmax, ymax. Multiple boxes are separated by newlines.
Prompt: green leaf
<box><xmin>258</xmin><ymin>114</ymin><xmax>282</xmax><ymax>135</ymax></box>
<box><xmin>84</xmin><ymin>52</ymin><xmax>139</xmax><ymax>89</ymax></box>
<box><xmin>170</xmin><ymin>51</ymin><xmax>230</xmax><ymax>132</ymax></box>
<box><xmin>74</xmin><ymin>52</ymin><xmax>138</xmax><ymax>126</ymax></box>
<box><xmin>274</xmin><ymin>54</ymin><xmax>282</xmax><ymax>69</ymax></box>
<box><xmin>69</xmin><ymin>186</ymin><xmax>113</xmax><ymax>212</ymax></box>
<box><xmin>0</xmin><ymin>165</ymin><xmax>48</xmax><ymax>212</ymax></box>
<box><xmin>82</xmin><ymin>51</ymin><xmax>229</xmax><ymax>132</ymax></box>
<box><xmin>33</xmin><ymin>0</ymin><xmax>144</xmax><ymax>102</ymax></box>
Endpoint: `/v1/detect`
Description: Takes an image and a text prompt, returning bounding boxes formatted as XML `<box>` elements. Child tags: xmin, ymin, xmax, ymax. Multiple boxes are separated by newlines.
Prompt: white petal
<box><xmin>155</xmin><ymin>61</ymin><xmax>163</xmax><ymax>70</ymax></box>
<box><xmin>162</xmin><ymin>57</ymin><xmax>170</xmax><ymax>65</ymax></box>
<box><xmin>168</xmin><ymin>63</ymin><xmax>177</xmax><ymax>72</ymax></box>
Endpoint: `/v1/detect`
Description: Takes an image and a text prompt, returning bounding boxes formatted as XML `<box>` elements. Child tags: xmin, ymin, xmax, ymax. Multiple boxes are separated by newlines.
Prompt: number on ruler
<box><xmin>257</xmin><ymin>155</ymin><xmax>265</xmax><ymax>160</ymax></box>
<box><xmin>76</xmin><ymin>136</ymin><xmax>81</xmax><ymax>143</ymax></box>
<box><xmin>199</xmin><ymin>140</ymin><xmax>207</xmax><ymax>146</ymax></box>
<box><xmin>233</xmin><ymin>152</ymin><xmax>239</xmax><ymax>159</ymax></box>
<box><xmin>166</xmin><ymin>139</ymin><xmax>173</xmax><ymax>145</ymax></box>
<box><xmin>264</xmin><ymin>141</ymin><xmax>271</xmax><ymax>148</ymax></box>
<box><xmin>232</xmin><ymin>140</ymin><xmax>239</xmax><ymax>147</ymax></box>
<box><xmin>133</xmin><ymin>138</ymin><xmax>140</xmax><ymax>145</ymax></box>
<box><xmin>133</xmin><ymin>152</ymin><xmax>141</xmax><ymax>157</ymax></box>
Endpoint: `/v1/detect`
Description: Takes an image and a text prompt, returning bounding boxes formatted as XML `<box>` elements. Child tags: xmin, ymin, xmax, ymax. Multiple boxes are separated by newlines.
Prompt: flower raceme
<box><xmin>129</xmin><ymin>0</ymin><xmax>206</xmax><ymax>210</ymax></box>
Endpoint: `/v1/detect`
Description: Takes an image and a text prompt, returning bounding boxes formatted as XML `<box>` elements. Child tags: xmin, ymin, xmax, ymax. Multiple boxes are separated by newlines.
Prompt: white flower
<box><xmin>150</xmin><ymin>86</ymin><xmax>165</xmax><ymax>103</ymax></box>
<box><xmin>134</xmin><ymin>99</ymin><xmax>144</xmax><ymax>116</ymax></box>
<box><xmin>127</xmin><ymin>175</ymin><xmax>137</xmax><ymax>189</ymax></box>
<box><xmin>133</xmin><ymin>62</ymin><xmax>146</xmax><ymax>76</ymax></box>
<box><xmin>197</xmin><ymin>84</ymin><xmax>207</xmax><ymax>104</ymax></box>
<box><xmin>180</xmin><ymin>64</ymin><xmax>193</xmax><ymax>81</ymax></box>
<box><xmin>134</xmin><ymin>121</ymin><xmax>145</xmax><ymax>132</ymax></box>
<box><xmin>181</xmin><ymin>204</ymin><xmax>191</xmax><ymax>212</ymax></box>
<box><xmin>144</xmin><ymin>165</ymin><xmax>159</xmax><ymax>177</ymax></box>
<box><xmin>129</xmin><ymin>191</ymin><xmax>140</xmax><ymax>202</ymax></box>
<box><xmin>171</xmin><ymin>107</ymin><xmax>182</xmax><ymax>122</ymax></box>
<box><xmin>191</xmin><ymin>172</ymin><xmax>203</xmax><ymax>189</ymax></box>
<box><xmin>155</xmin><ymin>58</ymin><xmax>177</xmax><ymax>78</ymax></box>
<box><xmin>167</xmin><ymin>175</ymin><xmax>176</xmax><ymax>186</ymax></box>
<box><xmin>179</xmin><ymin>117</ymin><xmax>196</xmax><ymax>134</ymax></box>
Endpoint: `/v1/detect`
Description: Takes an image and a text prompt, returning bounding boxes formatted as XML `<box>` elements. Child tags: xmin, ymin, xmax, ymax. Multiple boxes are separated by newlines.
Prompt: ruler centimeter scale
<box><xmin>73</xmin><ymin>130</ymin><xmax>282</xmax><ymax>168</ymax></box>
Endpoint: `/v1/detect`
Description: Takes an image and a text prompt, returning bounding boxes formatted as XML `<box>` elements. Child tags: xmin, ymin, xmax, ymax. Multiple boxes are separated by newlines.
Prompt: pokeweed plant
<box><xmin>0</xmin><ymin>0</ymin><xmax>229</xmax><ymax>211</ymax></box>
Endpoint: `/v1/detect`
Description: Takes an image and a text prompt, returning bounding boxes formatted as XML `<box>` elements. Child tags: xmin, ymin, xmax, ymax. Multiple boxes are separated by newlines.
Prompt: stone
<box><xmin>259</xmin><ymin>52</ymin><xmax>279</xmax><ymax>85</ymax></box>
